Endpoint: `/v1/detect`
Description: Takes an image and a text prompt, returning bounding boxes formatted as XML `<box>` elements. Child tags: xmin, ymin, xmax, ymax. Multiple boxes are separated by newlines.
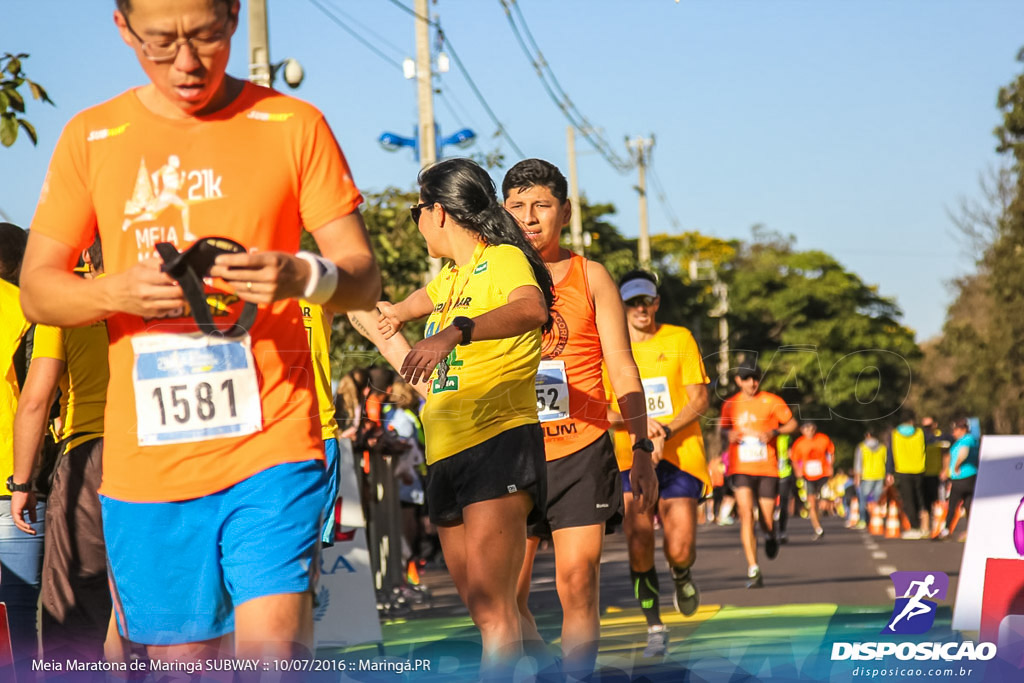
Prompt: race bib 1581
<box><xmin>131</xmin><ymin>333</ymin><xmax>262</xmax><ymax>446</ymax></box>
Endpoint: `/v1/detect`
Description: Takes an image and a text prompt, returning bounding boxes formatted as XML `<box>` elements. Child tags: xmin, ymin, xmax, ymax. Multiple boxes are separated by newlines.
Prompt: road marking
<box><xmin>877</xmin><ymin>564</ymin><xmax>897</xmax><ymax>576</ymax></box>
<box><xmin>871</xmin><ymin>551</ymin><xmax>887</xmax><ymax>560</ymax></box>
<box><xmin>864</xmin><ymin>542</ymin><xmax>879</xmax><ymax>551</ymax></box>
<box><xmin>886</xmin><ymin>586</ymin><xmax>896</xmax><ymax>601</ymax></box>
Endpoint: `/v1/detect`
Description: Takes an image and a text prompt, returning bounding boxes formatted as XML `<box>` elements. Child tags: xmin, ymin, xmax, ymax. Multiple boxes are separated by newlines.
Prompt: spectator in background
<box><xmin>887</xmin><ymin>410</ymin><xmax>929</xmax><ymax>539</ymax></box>
<box><xmin>335</xmin><ymin>368</ymin><xmax>368</xmax><ymax>436</ymax></box>
<box><xmin>921</xmin><ymin>416</ymin><xmax>949</xmax><ymax>534</ymax></box>
<box><xmin>0</xmin><ymin>222</ymin><xmax>38</xmax><ymax>682</ymax></box>
<box><xmin>854</xmin><ymin>429</ymin><xmax>887</xmax><ymax>527</ymax></box>
<box><xmin>937</xmin><ymin>418</ymin><xmax>978</xmax><ymax>542</ymax></box>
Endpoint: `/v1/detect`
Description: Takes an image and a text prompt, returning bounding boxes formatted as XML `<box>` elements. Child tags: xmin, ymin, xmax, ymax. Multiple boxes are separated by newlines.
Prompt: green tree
<box><xmin>923</xmin><ymin>48</ymin><xmax>1024</xmax><ymax>434</ymax></box>
<box><xmin>1</xmin><ymin>53</ymin><xmax>53</xmax><ymax>147</ymax></box>
<box><xmin>725</xmin><ymin>227</ymin><xmax>921</xmax><ymax>460</ymax></box>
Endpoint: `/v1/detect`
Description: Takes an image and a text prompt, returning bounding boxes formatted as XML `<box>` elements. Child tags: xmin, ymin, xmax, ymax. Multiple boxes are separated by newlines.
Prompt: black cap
<box><xmin>735</xmin><ymin>364</ymin><xmax>762</xmax><ymax>381</ymax></box>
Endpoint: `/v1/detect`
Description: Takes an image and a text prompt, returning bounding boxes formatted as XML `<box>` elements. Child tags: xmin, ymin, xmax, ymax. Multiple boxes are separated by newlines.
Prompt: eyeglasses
<box><xmin>410</xmin><ymin>202</ymin><xmax>432</xmax><ymax>223</ymax></box>
<box><xmin>122</xmin><ymin>12</ymin><xmax>235</xmax><ymax>63</ymax></box>
<box><xmin>625</xmin><ymin>296</ymin><xmax>656</xmax><ymax>308</ymax></box>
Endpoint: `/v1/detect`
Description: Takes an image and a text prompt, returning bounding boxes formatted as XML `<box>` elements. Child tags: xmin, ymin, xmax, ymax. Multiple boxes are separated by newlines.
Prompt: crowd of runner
<box><xmin>0</xmin><ymin>1</ymin><xmax>982</xmax><ymax>681</ymax></box>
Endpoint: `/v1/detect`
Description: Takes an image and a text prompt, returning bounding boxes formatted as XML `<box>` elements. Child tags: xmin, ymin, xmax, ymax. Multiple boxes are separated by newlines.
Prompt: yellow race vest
<box><xmin>891</xmin><ymin>428</ymin><xmax>925</xmax><ymax>474</ymax></box>
<box><xmin>860</xmin><ymin>442</ymin><xmax>887</xmax><ymax>481</ymax></box>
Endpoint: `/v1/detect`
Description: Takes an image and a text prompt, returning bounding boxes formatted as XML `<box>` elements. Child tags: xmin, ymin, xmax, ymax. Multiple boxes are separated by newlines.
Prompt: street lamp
<box><xmin>378</xmin><ymin>124</ymin><xmax>476</xmax><ymax>163</ymax></box>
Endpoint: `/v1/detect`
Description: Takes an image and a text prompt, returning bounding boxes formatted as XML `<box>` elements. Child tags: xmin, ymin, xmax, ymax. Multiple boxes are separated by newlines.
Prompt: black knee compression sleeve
<box><xmin>631</xmin><ymin>567</ymin><xmax>662</xmax><ymax>626</ymax></box>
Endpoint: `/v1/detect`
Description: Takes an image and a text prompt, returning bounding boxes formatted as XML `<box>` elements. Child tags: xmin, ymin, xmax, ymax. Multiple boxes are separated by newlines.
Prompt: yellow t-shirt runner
<box><xmin>421</xmin><ymin>242</ymin><xmax>541</xmax><ymax>465</ymax></box>
<box><xmin>609</xmin><ymin>324</ymin><xmax>711</xmax><ymax>495</ymax></box>
<box><xmin>300</xmin><ymin>300</ymin><xmax>339</xmax><ymax>441</ymax></box>
<box><xmin>0</xmin><ymin>279</ymin><xmax>30</xmax><ymax>486</ymax></box>
<box><xmin>32</xmin><ymin>323</ymin><xmax>110</xmax><ymax>452</ymax></box>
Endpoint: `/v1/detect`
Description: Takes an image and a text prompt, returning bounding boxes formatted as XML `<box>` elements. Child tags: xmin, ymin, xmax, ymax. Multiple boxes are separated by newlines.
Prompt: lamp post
<box><xmin>378</xmin><ymin>125</ymin><xmax>477</xmax><ymax>164</ymax></box>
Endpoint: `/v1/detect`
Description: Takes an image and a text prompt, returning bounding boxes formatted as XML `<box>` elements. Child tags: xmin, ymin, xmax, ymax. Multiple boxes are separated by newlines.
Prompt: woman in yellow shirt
<box><xmin>367</xmin><ymin>158</ymin><xmax>554</xmax><ymax>676</ymax></box>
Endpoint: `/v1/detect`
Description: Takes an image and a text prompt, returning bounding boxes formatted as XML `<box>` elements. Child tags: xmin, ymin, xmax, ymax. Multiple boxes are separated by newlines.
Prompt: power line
<box><xmin>324</xmin><ymin>0</ymin><xmax>408</xmax><ymax>59</ymax></box>
<box><xmin>306</xmin><ymin>0</ymin><xmax>404</xmax><ymax>71</ymax></box>
<box><xmin>384</xmin><ymin>0</ymin><xmax>526</xmax><ymax>158</ymax></box>
<box><xmin>648</xmin><ymin>154</ymin><xmax>682</xmax><ymax>231</ymax></box>
<box><xmin>498</xmin><ymin>0</ymin><xmax>633</xmax><ymax>173</ymax></box>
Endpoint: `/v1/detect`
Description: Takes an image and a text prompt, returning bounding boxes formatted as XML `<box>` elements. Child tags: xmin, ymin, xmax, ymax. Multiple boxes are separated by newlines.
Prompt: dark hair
<box><xmin>899</xmin><ymin>408</ymin><xmax>916</xmax><ymax>424</ymax></box>
<box><xmin>86</xmin><ymin>234</ymin><xmax>104</xmax><ymax>272</ymax></box>
<box><xmin>501</xmin><ymin>158</ymin><xmax>569</xmax><ymax>204</ymax></box>
<box><xmin>0</xmin><ymin>222</ymin><xmax>28</xmax><ymax>285</ymax></box>
<box><xmin>116</xmin><ymin>0</ymin><xmax>233</xmax><ymax>14</ymax></box>
<box><xmin>419</xmin><ymin>158</ymin><xmax>555</xmax><ymax>327</ymax></box>
<box><xmin>952</xmin><ymin>418</ymin><xmax>970</xmax><ymax>432</ymax></box>
<box><xmin>619</xmin><ymin>269</ymin><xmax>659</xmax><ymax>288</ymax></box>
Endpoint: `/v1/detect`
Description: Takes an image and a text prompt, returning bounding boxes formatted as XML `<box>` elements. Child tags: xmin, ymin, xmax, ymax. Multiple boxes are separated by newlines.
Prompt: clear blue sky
<box><xmin>3</xmin><ymin>0</ymin><xmax>1022</xmax><ymax>341</ymax></box>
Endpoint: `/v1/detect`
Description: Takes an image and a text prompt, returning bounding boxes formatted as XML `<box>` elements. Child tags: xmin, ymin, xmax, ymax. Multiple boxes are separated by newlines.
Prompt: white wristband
<box><xmin>296</xmin><ymin>251</ymin><xmax>339</xmax><ymax>305</ymax></box>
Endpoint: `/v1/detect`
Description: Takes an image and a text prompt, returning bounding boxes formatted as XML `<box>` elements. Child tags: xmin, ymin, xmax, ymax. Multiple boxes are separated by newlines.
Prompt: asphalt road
<box><xmin>412</xmin><ymin>512</ymin><xmax>967</xmax><ymax>620</ymax></box>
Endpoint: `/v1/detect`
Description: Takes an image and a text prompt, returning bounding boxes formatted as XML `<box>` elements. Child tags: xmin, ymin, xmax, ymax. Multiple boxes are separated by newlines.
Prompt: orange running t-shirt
<box><xmin>790</xmin><ymin>432</ymin><xmax>835</xmax><ymax>481</ymax></box>
<box><xmin>29</xmin><ymin>84</ymin><xmax>363</xmax><ymax>502</ymax></box>
<box><xmin>719</xmin><ymin>391</ymin><xmax>793</xmax><ymax>478</ymax></box>
<box><xmin>538</xmin><ymin>254</ymin><xmax>609</xmax><ymax>461</ymax></box>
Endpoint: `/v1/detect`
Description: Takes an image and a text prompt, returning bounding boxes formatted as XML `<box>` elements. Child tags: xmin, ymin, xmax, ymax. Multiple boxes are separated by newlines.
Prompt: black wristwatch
<box><xmin>632</xmin><ymin>438</ymin><xmax>655</xmax><ymax>454</ymax></box>
<box><xmin>452</xmin><ymin>316</ymin><xmax>475</xmax><ymax>346</ymax></box>
<box><xmin>6</xmin><ymin>475</ymin><xmax>31</xmax><ymax>493</ymax></box>
<box><xmin>661</xmin><ymin>424</ymin><xmax>673</xmax><ymax>440</ymax></box>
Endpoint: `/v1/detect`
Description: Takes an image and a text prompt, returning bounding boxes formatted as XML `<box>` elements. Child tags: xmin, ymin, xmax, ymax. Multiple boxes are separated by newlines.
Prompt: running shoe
<box><xmin>765</xmin><ymin>533</ymin><xmax>780</xmax><ymax>560</ymax></box>
<box><xmin>672</xmin><ymin>567</ymin><xmax>700</xmax><ymax>616</ymax></box>
<box><xmin>746</xmin><ymin>568</ymin><xmax>764</xmax><ymax>589</ymax></box>
<box><xmin>813</xmin><ymin>528</ymin><xmax>825</xmax><ymax>542</ymax></box>
<box><xmin>901</xmin><ymin>529</ymin><xmax>923</xmax><ymax>540</ymax></box>
<box><xmin>643</xmin><ymin>626</ymin><xmax>669</xmax><ymax>658</ymax></box>
<box><xmin>779</xmin><ymin>532</ymin><xmax>789</xmax><ymax>545</ymax></box>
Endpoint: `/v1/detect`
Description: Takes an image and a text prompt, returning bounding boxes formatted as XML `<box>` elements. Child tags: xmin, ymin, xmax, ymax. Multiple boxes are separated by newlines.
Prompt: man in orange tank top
<box><xmin>503</xmin><ymin>159</ymin><xmax>657</xmax><ymax>680</ymax></box>
<box><xmin>19</xmin><ymin>0</ymin><xmax>380</xmax><ymax>668</ymax></box>
<box><xmin>718</xmin><ymin>364</ymin><xmax>797</xmax><ymax>588</ymax></box>
<box><xmin>790</xmin><ymin>422</ymin><xmax>835</xmax><ymax>541</ymax></box>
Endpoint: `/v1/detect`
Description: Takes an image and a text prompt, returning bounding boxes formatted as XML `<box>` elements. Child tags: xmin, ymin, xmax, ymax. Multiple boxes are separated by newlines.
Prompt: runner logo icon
<box><xmin>884</xmin><ymin>571</ymin><xmax>949</xmax><ymax>635</ymax></box>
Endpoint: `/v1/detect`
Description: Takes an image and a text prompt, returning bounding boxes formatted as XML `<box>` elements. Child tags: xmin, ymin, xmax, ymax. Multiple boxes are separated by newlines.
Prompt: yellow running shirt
<box><xmin>1</xmin><ymin>280</ymin><xmax>30</xmax><ymax>486</ymax></box>
<box><xmin>420</xmin><ymin>242</ymin><xmax>541</xmax><ymax>465</ymax></box>
<box><xmin>300</xmin><ymin>300</ymin><xmax>340</xmax><ymax>441</ymax></box>
<box><xmin>32</xmin><ymin>322</ymin><xmax>110</xmax><ymax>453</ymax></box>
<box><xmin>608</xmin><ymin>324</ymin><xmax>711</xmax><ymax>494</ymax></box>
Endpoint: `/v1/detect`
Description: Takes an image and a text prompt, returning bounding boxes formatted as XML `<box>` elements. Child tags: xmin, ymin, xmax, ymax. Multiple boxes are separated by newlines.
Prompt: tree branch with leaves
<box><xmin>1</xmin><ymin>53</ymin><xmax>54</xmax><ymax>147</ymax></box>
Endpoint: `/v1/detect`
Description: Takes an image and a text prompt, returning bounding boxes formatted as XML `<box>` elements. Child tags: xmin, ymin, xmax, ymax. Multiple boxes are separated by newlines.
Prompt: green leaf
<box><xmin>0</xmin><ymin>113</ymin><xmax>18</xmax><ymax>146</ymax></box>
<box><xmin>6</xmin><ymin>58</ymin><xmax>21</xmax><ymax>76</ymax></box>
<box><xmin>17</xmin><ymin>117</ymin><xmax>36</xmax><ymax>145</ymax></box>
<box><xmin>0</xmin><ymin>90</ymin><xmax>8</xmax><ymax>112</ymax></box>
<box><xmin>3</xmin><ymin>85</ymin><xmax>24</xmax><ymax>113</ymax></box>
<box><xmin>26</xmin><ymin>80</ymin><xmax>54</xmax><ymax>105</ymax></box>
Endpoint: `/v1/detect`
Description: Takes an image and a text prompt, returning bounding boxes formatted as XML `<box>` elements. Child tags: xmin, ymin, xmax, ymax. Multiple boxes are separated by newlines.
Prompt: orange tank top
<box><xmin>538</xmin><ymin>254</ymin><xmax>609</xmax><ymax>460</ymax></box>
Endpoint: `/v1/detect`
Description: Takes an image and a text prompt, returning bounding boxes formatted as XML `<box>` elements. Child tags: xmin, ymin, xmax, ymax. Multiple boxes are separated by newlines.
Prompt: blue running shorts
<box><xmin>320</xmin><ymin>437</ymin><xmax>341</xmax><ymax>547</ymax></box>
<box><xmin>622</xmin><ymin>460</ymin><xmax>705</xmax><ymax>500</ymax></box>
<box><xmin>101</xmin><ymin>460</ymin><xmax>325</xmax><ymax>645</ymax></box>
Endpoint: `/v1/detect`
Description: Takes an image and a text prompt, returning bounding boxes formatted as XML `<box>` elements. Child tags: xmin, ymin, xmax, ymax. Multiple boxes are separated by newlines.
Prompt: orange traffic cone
<box><xmin>869</xmin><ymin>504</ymin><xmax>885</xmax><ymax>536</ymax></box>
<box><xmin>407</xmin><ymin>559</ymin><xmax>421</xmax><ymax>586</ymax></box>
<box><xmin>885</xmin><ymin>502</ymin><xmax>902</xmax><ymax>539</ymax></box>
<box><xmin>846</xmin><ymin>497</ymin><xmax>861</xmax><ymax>528</ymax></box>
<box><xmin>931</xmin><ymin>501</ymin><xmax>947</xmax><ymax>538</ymax></box>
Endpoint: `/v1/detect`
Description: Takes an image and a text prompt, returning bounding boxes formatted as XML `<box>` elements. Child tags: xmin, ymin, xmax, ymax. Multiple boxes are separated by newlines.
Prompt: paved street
<box><xmin>336</xmin><ymin>514</ymin><xmax>975</xmax><ymax>681</ymax></box>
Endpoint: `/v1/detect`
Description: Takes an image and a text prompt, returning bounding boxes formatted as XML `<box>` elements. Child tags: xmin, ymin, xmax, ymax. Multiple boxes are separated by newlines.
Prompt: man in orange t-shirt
<box><xmin>19</xmin><ymin>0</ymin><xmax>380</xmax><ymax>665</ymax></box>
<box><xmin>790</xmin><ymin>422</ymin><xmax>835</xmax><ymax>541</ymax></box>
<box><xmin>718</xmin><ymin>364</ymin><xmax>797</xmax><ymax>588</ymax></box>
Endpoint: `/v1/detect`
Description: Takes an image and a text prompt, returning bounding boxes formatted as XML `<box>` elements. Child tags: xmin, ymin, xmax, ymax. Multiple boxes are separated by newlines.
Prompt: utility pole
<box><xmin>414</xmin><ymin>0</ymin><xmax>440</xmax><ymax>277</ymax></box>
<box><xmin>626</xmin><ymin>135</ymin><xmax>654</xmax><ymax>268</ymax></box>
<box><xmin>566</xmin><ymin>126</ymin><xmax>585</xmax><ymax>255</ymax></box>
<box><xmin>415</xmin><ymin>0</ymin><xmax>437</xmax><ymax>169</ymax></box>
<box><xmin>691</xmin><ymin>259</ymin><xmax>730</xmax><ymax>390</ymax></box>
<box><xmin>248</xmin><ymin>0</ymin><xmax>271</xmax><ymax>87</ymax></box>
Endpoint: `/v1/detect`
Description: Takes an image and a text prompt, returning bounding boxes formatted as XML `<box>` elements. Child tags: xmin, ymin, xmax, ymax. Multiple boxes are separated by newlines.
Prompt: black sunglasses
<box><xmin>625</xmin><ymin>295</ymin><xmax>656</xmax><ymax>308</ymax></box>
<box><xmin>410</xmin><ymin>202</ymin><xmax>432</xmax><ymax>223</ymax></box>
